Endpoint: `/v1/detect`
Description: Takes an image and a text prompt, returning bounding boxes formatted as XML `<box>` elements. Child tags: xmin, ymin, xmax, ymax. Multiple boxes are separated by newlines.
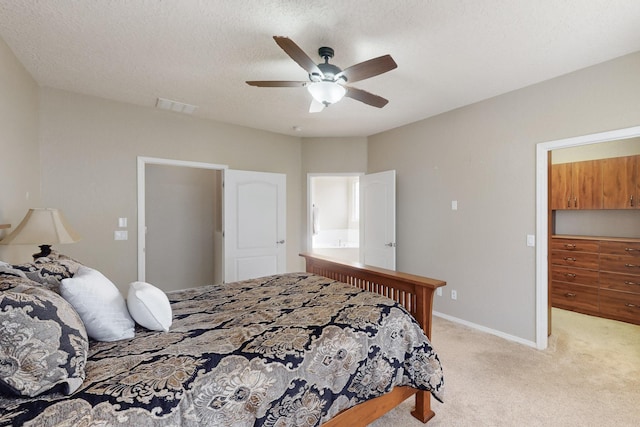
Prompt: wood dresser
<box><xmin>551</xmin><ymin>235</ymin><xmax>640</xmax><ymax>325</ymax></box>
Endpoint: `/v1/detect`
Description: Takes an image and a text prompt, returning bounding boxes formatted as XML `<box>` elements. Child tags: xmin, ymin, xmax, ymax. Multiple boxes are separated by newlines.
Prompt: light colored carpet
<box><xmin>371</xmin><ymin>308</ymin><xmax>640</xmax><ymax>427</ymax></box>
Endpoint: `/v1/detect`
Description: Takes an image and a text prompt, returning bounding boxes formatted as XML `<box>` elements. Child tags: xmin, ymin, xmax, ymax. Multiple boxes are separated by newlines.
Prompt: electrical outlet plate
<box><xmin>436</xmin><ymin>288</ymin><xmax>442</xmax><ymax>296</ymax></box>
<box><xmin>451</xmin><ymin>290</ymin><xmax>457</xmax><ymax>300</ymax></box>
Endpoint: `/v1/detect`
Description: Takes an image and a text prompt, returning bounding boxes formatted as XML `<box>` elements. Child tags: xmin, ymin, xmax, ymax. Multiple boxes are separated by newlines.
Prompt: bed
<box><xmin>0</xmin><ymin>252</ymin><xmax>445</xmax><ymax>426</ymax></box>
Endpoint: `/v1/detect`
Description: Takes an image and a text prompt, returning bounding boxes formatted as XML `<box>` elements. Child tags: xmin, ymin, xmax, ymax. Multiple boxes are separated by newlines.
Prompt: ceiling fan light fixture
<box><xmin>307</xmin><ymin>81</ymin><xmax>346</xmax><ymax>105</ymax></box>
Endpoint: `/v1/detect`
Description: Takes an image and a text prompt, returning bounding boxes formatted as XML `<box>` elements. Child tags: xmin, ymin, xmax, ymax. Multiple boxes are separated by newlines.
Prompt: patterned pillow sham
<box><xmin>11</xmin><ymin>255</ymin><xmax>83</xmax><ymax>293</ymax></box>
<box><xmin>0</xmin><ymin>263</ymin><xmax>38</xmax><ymax>293</ymax></box>
<box><xmin>0</xmin><ymin>286</ymin><xmax>89</xmax><ymax>397</ymax></box>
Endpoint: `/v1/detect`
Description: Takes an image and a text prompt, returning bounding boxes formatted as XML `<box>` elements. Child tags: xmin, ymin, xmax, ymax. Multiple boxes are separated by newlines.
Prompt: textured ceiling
<box><xmin>1</xmin><ymin>0</ymin><xmax>639</xmax><ymax>137</ymax></box>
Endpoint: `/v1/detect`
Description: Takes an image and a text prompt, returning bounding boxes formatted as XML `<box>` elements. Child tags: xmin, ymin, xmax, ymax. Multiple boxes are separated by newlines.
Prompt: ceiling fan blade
<box><xmin>273</xmin><ymin>36</ymin><xmax>323</xmax><ymax>77</ymax></box>
<box><xmin>246</xmin><ymin>81</ymin><xmax>309</xmax><ymax>87</ymax></box>
<box><xmin>337</xmin><ymin>55</ymin><xmax>397</xmax><ymax>83</ymax></box>
<box><xmin>309</xmin><ymin>99</ymin><xmax>325</xmax><ymax>113</ymax></box>
<box><xmin>345</xmin><ymin>87</ymin><xmax>389</xmax><ymax>108</ymax></box>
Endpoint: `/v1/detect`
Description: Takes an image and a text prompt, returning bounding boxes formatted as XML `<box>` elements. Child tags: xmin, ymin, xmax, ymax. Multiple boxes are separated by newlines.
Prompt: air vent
<box><xmin>155</xmin><ymin>97</ymin><xmax>197</xmax><ymax>114</ymax></box>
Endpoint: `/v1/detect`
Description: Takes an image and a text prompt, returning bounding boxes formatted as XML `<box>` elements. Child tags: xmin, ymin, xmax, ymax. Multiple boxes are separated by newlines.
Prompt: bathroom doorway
<box><xmin>308</xmin><ymin>174</ymin><xmax>361</xmax><ymax>263</ymax></box>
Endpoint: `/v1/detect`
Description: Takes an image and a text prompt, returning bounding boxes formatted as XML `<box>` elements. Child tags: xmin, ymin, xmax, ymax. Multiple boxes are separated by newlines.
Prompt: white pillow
<box><xmin>60</xmin><ymin>266</ymin><xmax>135</xmax><ymax>341</ymax></box>
<box><xmin>127</xmin><ymin>281</ymin><xmax>172</xmax><ymax>332</ymax></box>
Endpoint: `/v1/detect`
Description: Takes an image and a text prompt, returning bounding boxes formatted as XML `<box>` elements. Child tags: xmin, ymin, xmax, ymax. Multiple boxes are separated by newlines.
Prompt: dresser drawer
<box><xmin>599</xmin><ymin>241</ymin><xmax>640</xmax><ymax>257</ymax></box>
<box><xmin>551</xmin><ymin>266</ymin><xmax>599</xmax><ymax>287</ymax></box>
<box><xmin>599</xmin><ymin>290</ymin><xmax>640</xmax><ymax>325</ymax></box>
<box><xmin>600</xmin><ymin>254</ymin><xmax>640</xmax><ymax>275</ymax></box>
<box><xmin>551</xmin><ymin>239</ymin><xmax>599</xmax><ymax>253</ymax></box>
<box><xmin>599</xmin><ymin>271</ymin><xmax>640</xmax><ymax>293</ymax></box>
<box><xmin>551</xmin><ymin>281</ymin><xmax>599</xmax><ymax>313</ymax></box>
<box><xmin>551</xmin><ymin>250</ymin><xmax>599</xmax><ymax>269</ymax></box>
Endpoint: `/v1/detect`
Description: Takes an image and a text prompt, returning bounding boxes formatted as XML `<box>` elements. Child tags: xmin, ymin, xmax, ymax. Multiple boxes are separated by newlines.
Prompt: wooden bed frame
<box><xmin>300</xmin><ymin>253</ymin><xmax>446</xmax><ymax>426</ymax></box>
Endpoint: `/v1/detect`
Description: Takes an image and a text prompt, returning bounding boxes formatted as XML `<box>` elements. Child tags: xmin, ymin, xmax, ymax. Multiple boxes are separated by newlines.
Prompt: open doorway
<box><xmin>308</xmin><ymin>174</ymin><xmax>361</xmax><ymax>263</ymax></box>
<box><xmin>137</xmin><ymin>157</ymin><xmax>227</xmax><ymax>288</ymax></box>
<box><xmin>535</xmin><ymin>125</ymin><xmax>640</xmax><ymax>349</ymax></box>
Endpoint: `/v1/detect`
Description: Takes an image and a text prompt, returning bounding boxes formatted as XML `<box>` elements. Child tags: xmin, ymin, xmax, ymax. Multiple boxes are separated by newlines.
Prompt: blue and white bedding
<box><xmin>1</xmin><ymin>270</ymin><xmax>444</xmax><ymax>426</ymax></box>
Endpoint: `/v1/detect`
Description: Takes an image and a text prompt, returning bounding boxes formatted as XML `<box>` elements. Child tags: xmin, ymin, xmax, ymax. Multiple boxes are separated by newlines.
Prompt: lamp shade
<box><xmin>307</xmin><ymin>81</ymin><xmax>347</xmax><ymax>105</ymax></box>
<box><xmin>0</xmin><ymin>208</ymin><xmax>81</xmax><ymax>246</ymax></box>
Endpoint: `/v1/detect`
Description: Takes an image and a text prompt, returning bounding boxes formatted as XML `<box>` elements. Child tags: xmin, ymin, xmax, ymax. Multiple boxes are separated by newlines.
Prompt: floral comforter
<box><xmin>0</xmin><ymin>272</ymin><xmax>444</xmax><ymax>426</ymax></box>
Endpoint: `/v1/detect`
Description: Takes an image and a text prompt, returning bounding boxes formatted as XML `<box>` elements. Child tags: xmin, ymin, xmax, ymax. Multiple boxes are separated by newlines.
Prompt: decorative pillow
<box><xmin>12</xmin><ymin>256</ymin><xmax>83</xmax><ymax>293</ymax></box>
<box><xmin>0</xmin><ymin>287</ymin><xmax>89</xmax><ymax>397</ymax></box>
<box><xmin>127</xmin><ymin>281</ymin><xmax>173</xmax><ymax>332</ymax></box>
<box><xmin>60</xmin><ymin>267</ymin><xmax>135</xmax><ymax>342</ymax></box>
<box><xmin>1</xmin><ymin>263</ymin><xmax>38</xmax><ymax>293</ymax></box>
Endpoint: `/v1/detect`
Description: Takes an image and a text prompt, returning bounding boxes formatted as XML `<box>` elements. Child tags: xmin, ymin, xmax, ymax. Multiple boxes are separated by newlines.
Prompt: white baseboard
<box><xmin>433</xmin><ymin>311</ymin><xmax>538</xmax><ymax>349</ymax></box>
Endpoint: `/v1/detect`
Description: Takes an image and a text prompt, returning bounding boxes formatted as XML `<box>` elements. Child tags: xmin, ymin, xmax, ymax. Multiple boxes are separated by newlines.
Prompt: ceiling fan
<box><xmin>247</xmin><ymin>36</ymin><xmax>397</xmax><ymax>113</ymax></box>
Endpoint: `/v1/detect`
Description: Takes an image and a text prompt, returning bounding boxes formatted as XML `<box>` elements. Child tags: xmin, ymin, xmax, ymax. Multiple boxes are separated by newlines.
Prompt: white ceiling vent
<box><xmin>155</xmin><ymin>97</ymin><xmax>197</xmax><ymax>114</ymax></box>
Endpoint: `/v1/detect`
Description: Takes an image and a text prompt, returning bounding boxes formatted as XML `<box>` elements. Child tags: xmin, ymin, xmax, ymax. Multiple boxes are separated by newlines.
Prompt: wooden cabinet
<box><xmin>550</xmin><ymin>160</ymin><xmax>602</xmax><ymax>210</ymax></box>
<box><xmin>550</xmin><ymin>238</ymin><xmax>600</xmax><ymax>316</ymax></box>
<box><xmin>551</xmin><ymin>236</ymin><xmax>640</xmax><ymax>325</ymax></box>
<box><xmin>602</xmin><ymin>155</ymin><xmax>640</xmax><ymax>209</ymax></box>
<box><xmin>599</xmin><ymin>241</ymin><xmax>640</xmax><ymax>323</ymax></box>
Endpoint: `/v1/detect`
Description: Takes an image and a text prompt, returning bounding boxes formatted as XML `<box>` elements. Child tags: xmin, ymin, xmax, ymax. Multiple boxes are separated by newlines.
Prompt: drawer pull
<box><xmin>565</xmin><ymin>273</ymin><xmax>577</xmax><ymax>278</ymax></box>
<box><xmin>564</xmin><ymin>292</ymin><xmax>576</xmax><ymax>298</ymax></box>
<box><xmin>624</xmin><ymin>281</ymin><xmax>639</xmax><ymax>286</ymax></box>
<box><xmin>564</xmin><ymin>244</ymin><xmax>576</xmax><ymax>249</ymax></box>
<box><xmin>626</xmin><ymin>303</ymin><xmax>637</xmax><ymax>308</ymax></box>
<box><xmin>563</xmin><ymin>257</ymin><xmax>577</xmax><ymax>262</ymax></box>
<box><xmin>624</xmin><ymin>247</ymin><xmax>638</xmax><ymax>252</ymax></box>
<box><xmin>624</xmin><ymin>263</ymin><xmax>639</xmax><ymax>269</ymax></box>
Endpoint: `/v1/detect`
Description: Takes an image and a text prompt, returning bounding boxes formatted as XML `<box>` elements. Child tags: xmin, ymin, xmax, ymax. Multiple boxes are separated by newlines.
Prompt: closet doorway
<box><xmin>139</xmin><ymin>158</ymin><xmax>225</xmax><ymax>291</ymax></box>
<box><xmin>535</xmin><ymin>125</ymin><xmax>640</xmax><ymax>349</ymax></box>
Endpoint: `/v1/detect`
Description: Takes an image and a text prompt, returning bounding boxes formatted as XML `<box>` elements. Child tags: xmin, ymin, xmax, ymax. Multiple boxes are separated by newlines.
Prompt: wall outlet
<box><xmin>114</xmin><ymin>230</ymin><xmax>128</xmax><ymax>241</ymax></box>
<box><xmin>436</xmin><ymin>288</ymin><xmax>442</xmax><ymax>296</ymax></box>
<box><xmin>451</xmin><ymin>290</ymin><xmax>457</xmax><ymax>300</ymax></box>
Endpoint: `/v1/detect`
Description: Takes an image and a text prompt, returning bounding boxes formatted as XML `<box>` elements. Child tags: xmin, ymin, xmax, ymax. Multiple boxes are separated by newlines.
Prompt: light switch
<box><xmin>451</xmin><ymin>200</ymin><xmax>458</xmax><ymax>210</ymax></box>
<box><xmin>118</xmin><ymin>217</ymin><xmax>128</xmax><ymax>228</ymax></box>
<box><xmin>527</xmin><ymin>234</ymin><xmax>535</xmax><ymax>247</ymax></box>
<box><xmin>114</xmin><ymin>230</ymin><xmax>128</xmax><ymax>241</ymax></box>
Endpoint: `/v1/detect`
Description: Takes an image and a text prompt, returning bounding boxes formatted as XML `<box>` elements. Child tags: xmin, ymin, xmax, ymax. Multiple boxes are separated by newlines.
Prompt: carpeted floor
<box><xmin>371</xmin><ymin>308</ymin><xmax>640</xmax><ymax>427</ymax></box>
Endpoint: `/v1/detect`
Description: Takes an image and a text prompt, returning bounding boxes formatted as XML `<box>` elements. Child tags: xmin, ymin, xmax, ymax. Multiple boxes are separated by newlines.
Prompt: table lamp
<box><xmin>0</xmin><ymin>208</ymin><xmax>81</xmax><ymax>259</ymax></box>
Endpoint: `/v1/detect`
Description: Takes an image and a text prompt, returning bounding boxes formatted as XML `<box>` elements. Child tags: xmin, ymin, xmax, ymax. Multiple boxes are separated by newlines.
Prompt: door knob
<box><xmin>276</xmin><ymin>240</ymin><xmax>285</xmax><ymax>244</ymax></box>
<box><xmin>385</xmin><ymin>242</ymin><xmax>396</xmax><ymax>247</ymax></box>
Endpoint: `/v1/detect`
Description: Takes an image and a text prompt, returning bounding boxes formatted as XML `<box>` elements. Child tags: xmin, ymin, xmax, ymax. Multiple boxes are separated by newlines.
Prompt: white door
<box><xmin>224</xmin><ymin>170</ymin><xmax>286</xmax><ymax>282</ymax></box>
<box><xmin>359</xmin><ymin>170</ymin><xmax>396</xmax><ymax>270</ymax></box>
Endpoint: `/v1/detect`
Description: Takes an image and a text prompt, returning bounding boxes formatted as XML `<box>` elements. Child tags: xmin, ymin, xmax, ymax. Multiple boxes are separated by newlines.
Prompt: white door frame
<box><xmin>535</xmin><ymin>125</ymin><xmax>640</xmax><ymax>350</ymax></box>
<box><xmin>137</xmin><ymin>156</ymin><xmax>228</xmax><ymax>282</ymax></box>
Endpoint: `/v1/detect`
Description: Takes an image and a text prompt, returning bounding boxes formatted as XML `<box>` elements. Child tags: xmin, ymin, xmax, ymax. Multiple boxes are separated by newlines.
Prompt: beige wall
<box><xmin>38</xmin><ymin>88</ymin><xmax>302</xmax><ymax>292</ymax></box>
<box><xmin>145</xmin><ymin>165</ymin><xmax>221</xmax><ymax>290</ymax></box>
<box><xmin>0</xmin><ymin>36</ymin><xmax>41</xmax><ymax>262</ymax></box>
<box><xmin>552</xmin><ymin>137</ymin><xmax>640</xmax><ymax>163</ymax></box>
<box><xmin>368</xmin><ymin>52</ymin><xmax>640</xmax><ymax>342</ymax></box>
